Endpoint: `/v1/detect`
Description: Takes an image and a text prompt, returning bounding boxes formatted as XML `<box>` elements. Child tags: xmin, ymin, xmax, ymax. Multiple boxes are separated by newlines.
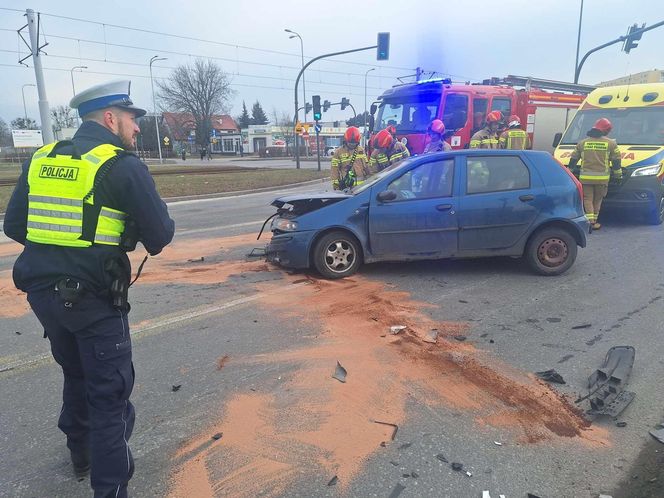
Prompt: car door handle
<box><xmin>519</xmin><ymin>194</ymin><xmax>535</xmax><ymax>202</ymax></box>
<box><xmin>436</xmin><ymin>204</ymin><xmax>453</xmax><ymax>211</ymax></box>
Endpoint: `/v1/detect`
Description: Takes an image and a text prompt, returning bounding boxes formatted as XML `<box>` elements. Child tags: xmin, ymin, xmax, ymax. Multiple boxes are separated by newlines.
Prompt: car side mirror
<box><xmin>369</xmin><ymin>115</ymin><xmax>375</xmax><ymax>134</ymax></box>
<box><xmin>377</xmin><ymin>190</ymin><xmax>397</xmax><ymax>202</ymax></box>
<box><xmin>370</xmin><ymin>103</ymin><xmax>377</xmax><ymax>115</ymax></box>
<box><xmin>552</xmin><ymin>132</ymin><xmax>562</xmax><ymax>148</ymax></box>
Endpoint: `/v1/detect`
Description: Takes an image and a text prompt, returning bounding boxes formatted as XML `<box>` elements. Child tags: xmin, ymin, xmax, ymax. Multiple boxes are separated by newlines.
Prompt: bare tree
<box><xmin>0</xmin><ymin>117</ymin><xmax>11</xmax><ymax>146</ymax></box>
<box><xmin>157</xmin><ymin>59</ymin><xmax>235</xmax><ymax>147</ymax></box>
<box><xmin>51</xmin><ymin>105</ymin><xmax>76</xmax><ymax>131</ymax></box>
<box><xmin>272</xmin><ymin>108</ymin><xmax>296</xmax><ymax>155</ymax></box>
<box><xmin>11</xmin><ymin>117</ymin><xmax>39</xmax><ymax>130</ymax></box>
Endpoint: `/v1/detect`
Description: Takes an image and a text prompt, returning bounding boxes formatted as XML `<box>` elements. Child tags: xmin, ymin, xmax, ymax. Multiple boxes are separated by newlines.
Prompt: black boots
<box><xmin>70</xmin><ymin>448</ymin><xmax>90</xmax><ymax>478</ymax></box>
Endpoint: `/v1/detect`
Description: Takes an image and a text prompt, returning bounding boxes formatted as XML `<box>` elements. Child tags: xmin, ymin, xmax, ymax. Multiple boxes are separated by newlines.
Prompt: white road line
<box><xmin>168</xmin><ymin>183</ymin><xmax>328</xmax><ymax>207</ymax></box>
<box><xmin>175</xmin><ymin>220</ymin><xmax>264</xmax><ymax>236</ymax></box>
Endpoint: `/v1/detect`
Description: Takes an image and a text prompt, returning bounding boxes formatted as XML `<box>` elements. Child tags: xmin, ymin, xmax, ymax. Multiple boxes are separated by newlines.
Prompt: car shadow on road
<box><xmin>361</xmin><ymin>256</ymin><xmax>527</xmax><ymax>279</ymax></box>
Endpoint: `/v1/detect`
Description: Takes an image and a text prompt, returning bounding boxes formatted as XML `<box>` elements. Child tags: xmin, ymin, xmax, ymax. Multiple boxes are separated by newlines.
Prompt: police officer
<box><xmin>3</xmin><ymin>80</ymin><xmax>175</xmax><ymax>498</ymax></box>
<box><xmin>499</xmin><ymin>115</ymin><xmax>530</xmax><ymax>150</ymax></box>
<box><xmin>331</xmin><ymin>126</ymin><xmax>369</xmax><ymax>190</ymax></box>
<box><xmin>423</xmin><ymin>119</ymin><xmax>452</xmax><ymax>154</ymax></box>
<box><xmin>369</xmin><ymin>128</ymin><xmax>410</xmax><ymax>173</ymax></box>
<box><xmin>469</xmin><ymin>110</ymin><xmax>502</xmax><ymax>149</ymax></box>
<box><xmin>567</xmin><ymin>117</ymin><xmax>622</xmax><ymax>230</ymax></box>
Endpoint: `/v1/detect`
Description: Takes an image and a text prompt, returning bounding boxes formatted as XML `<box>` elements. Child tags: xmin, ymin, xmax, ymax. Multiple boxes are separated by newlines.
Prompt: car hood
<box><xmin>271</xmin><ymin>191</ymin><xmax>352</xmax><ymax>215</ymax></box>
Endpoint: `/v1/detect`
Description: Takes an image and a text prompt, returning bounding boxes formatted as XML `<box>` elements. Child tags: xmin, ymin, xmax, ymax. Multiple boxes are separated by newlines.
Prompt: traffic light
<box><xmin>305</xmin><ymin>103</ymin><xmax>312</xmax><ymax>114</ymax></box>
<box><xmin>323</xmin><ymin>100</ymin><xmax>331</xmax><ymax>112</ymax></box>
<box><xmin>340</xmin><ymin>97</ymin><xmax>350</xmax><ymax>110</ymax></box>
<box><xmin>312</xmin><ymin>95</ymin><xmax>321</xmax><ymax>121</ymax></box>
<box><xmin>623</xmin><ymin>23</ymin><xmax>645</xmax><ymax>53</ymax></box>
<box><xmin>377</xmin><ymin>32</ymin><xmax>390</xmax><ymax>61</ymax></box>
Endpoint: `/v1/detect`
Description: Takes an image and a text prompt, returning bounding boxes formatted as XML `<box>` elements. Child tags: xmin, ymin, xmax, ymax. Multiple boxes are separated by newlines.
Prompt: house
<box><xmin>161</xmin><ymin>112</ymin><xmax>241</xmax><ymax>155</ymax></box>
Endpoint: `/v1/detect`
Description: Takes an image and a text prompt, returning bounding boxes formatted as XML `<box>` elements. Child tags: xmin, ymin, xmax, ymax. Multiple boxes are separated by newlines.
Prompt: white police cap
<box><xmin>70</xmin><ymin>80</ymin><xmax>146</xmax><ymax>118</ymax></box>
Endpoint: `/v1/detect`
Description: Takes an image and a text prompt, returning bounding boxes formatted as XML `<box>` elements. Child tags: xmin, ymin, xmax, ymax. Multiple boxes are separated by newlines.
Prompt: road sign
<box><xmin>295</xmin><ymin>121</ymin><xmax>303</xmax><ymax>134</ymax></box>
<box><xmin>12</xmin><ymin>129</ymin><xmax>43</xmax><ymax>148</ymax></box>
<box><xmin>314</xmin><ymin>124</ymin><xmax>322</xmax><ymax>133</ymax></box>
<box><xmin>163</xmin><ymin>136</ymin><xmax>170</xmax><ymax>145</ymax></box>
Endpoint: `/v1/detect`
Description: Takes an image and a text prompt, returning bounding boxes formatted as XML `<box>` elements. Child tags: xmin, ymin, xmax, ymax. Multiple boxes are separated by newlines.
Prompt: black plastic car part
<box><xmin>580</xmin><ymin>346</ymin><xmax>636</xmax><ymax>417</ymax></box>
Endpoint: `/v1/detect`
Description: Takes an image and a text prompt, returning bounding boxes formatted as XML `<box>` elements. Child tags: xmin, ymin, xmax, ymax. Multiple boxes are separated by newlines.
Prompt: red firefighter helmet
<box><xmin>428</xmin><ymin>119</ymin><xmax>445</xmax><ymax>135</ymax></box>
<box><xmin>344</xmin><ymin>126</ymin><xmax>361</xmax><ymax>144</ymax></box>
<box><xmin>593</xmin><ymin>118</ymin><xmax>613</xmax><ymax>134</ymax></box>
<box><xmin>374</xmin><ymin>129</ymin><xmax>394</xmax><ymax>149</ymax></box>
<box><xmin>386</xmin><ymin>124</ymin><xmax>397</xmax><ymax>136</ymax></box>
<box><xmin>507</xmin><ymin>115</ymin><xmax>521</xmax><ymax>126</ymax></box>
<box><xmin>486</xmin><ymin>111</ymin><xmax>503</xmax><ymax>123</ymax></box>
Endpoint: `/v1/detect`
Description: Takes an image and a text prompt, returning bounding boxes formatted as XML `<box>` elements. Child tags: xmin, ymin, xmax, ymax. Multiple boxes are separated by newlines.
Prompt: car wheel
<box><xmin>525</xmin><ymin>227</ymin><xmax>578</xmax><ymax>276</ymax></box>
<box><xmin>312</xmin><ymin>231</ymin><xmax>362</xmax><ymax>279</ymax></box>
<box><xmin>647</xmin><ymin>195</ymin><xmax>664</xmax><ymax>225</ymax></box>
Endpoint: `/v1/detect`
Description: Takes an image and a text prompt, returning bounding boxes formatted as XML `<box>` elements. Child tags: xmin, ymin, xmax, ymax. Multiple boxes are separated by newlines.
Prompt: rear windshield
<box><xmin>561</xmin><ymin>107</ymin><xmax>664</xmax><ymax>146</ymax></box>
<box><xmin>376</xmin><ymin>93</ymin><xmax>441</xmax><ymax>134</ymax></box>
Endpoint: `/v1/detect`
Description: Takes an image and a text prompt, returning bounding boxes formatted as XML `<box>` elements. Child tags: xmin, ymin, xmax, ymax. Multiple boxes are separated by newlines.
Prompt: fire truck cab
<box><xmin>370</xmin><ymin>75</ymin><xmax>594</xmax><ymax>155</ymax></box>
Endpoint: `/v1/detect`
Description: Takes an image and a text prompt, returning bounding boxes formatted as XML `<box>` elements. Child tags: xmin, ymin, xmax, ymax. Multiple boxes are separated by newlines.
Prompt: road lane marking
<box><xmin>175</xmin><ymin>220</ymin><xmax>264</xmax><ymax>236</ymax></box>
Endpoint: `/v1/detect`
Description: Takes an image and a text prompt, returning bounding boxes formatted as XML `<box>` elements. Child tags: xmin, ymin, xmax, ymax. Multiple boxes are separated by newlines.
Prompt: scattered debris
<box><xmin>494</xmin><ymin>441</ymin><xmax>503</xmax><ymax>446</ymax></box>
<box><xmin>14</xmin><ymin>331</ymin><xmax>21</xmax><ymax>335</ymax></box>
<box><xmin>572</xmin><ymin>323</ymin><xmax>592</xmax><ymax>330</ymax></box>
<box><xmin>211</xmin><ymin>432</ymin><xmax>223</xmax><ymax>440</ymax></box>
<box><xmin>557</xmin><ymin>354</ymin><xmax>574</xmax><ymax>364</ymax></box>
<box><xmin>586</xmin><ymin>334</ymin><xmax>604</xmax><ymax>346</ymax></box>
<box><xmin>390</xmin><ymin>325</ymin><xmax>407</xmax><ymax>335</ymax></box>
<box><xmin>388</xmin><ymin>483</ymin><xmax>406</xmax><ymax>498</ymax></box>
<box><xmin>535</xmin><ymin>369</ymin><xmax>566</xmax><ymax>384</ymax></box>
<box><xmin>546</xmin><ymin>317</ymin><xmax>562</xmax><ymax>323</ymax></box>
<box><xmin>380</xmin><ymin>442</ymin><xmax>387</xmax><ymax>447</ymax></box>
<box><xmin>411</xmin><ymin>471</ymin><xmax>419</xmax><ymax>478</ymax></box>
<box><xmin>527</xmin><ymin>494</ymin><xmax>542</xmax><ymax>498</ymax></box>
<box><xmin>616</xmin><ymin>421</ymin><xmax>627</xmax><ymax>428</ymax></box>
<box><xmin>577</xmin><ymin>346</ymin><xmax>636</xmax><ymax>417</ymax></box>
<box><xmin>435</xmin><ymin>453</ymin><xmax>449</xmax><ymax>463</ymax></box>
<box><xmin>423</xmin><ymin>329</ymin><xmax>438</xmax><ymax>344</ymax></box>
<box><xmin>247</xmin><ymin>247</ymin><xmax>267</xmax><ymax>258</ymax></box>
<box><xmin>372</xmin><ymin>420</ymin><xmax>398</xmax><ymax>440</ymax></box>
<box><xmin>187</xmin><ymin>257</ymin><xmax>205</xmax><ymax>263</ymax></box>
<box><xmin>458</xmin><ymin>300</ymin><xmax>469</xmax><ymax>304</ymax></box>
<box><xmin>482</xmin><ymin>492</ymin><xmax>491</xmax><ymax>498</ymax></box>
<box><xmin>332</xmin><ymin>361</ymin><xmax>347</xmax><ymax>383</ymax></box>
<box><xmin>451</xmin><ymin>462</ymin><xmax>464</xmax><ymax>471</ymax></box>
<box><xmin>216</xmin><ymin>355</ymin><xmax>230</xmax><ymax>370</ymax></box>
<box><xmin>398</xmin><ymin>442</ymin><xmax>412</xmax><ymax>450</ymax></box>
<box><xmin>171</xmin><ymin>384</ymin><xmax>182</xmax><ymax>392</ymax></box>
<box><xmin>489</xmin><ymin>339</ymin><xmax>495</xmax><ymax>344</ymax></box>
<box><xmin>402</xmin><ymin>473</ymin><xmax>410</xmax><ymax>478</ymax></box>
<box><xmin>649</xmin><ymin>428</ymin><xmax>664</xmax><ymax>444</ymax></box>
<box><xmin>526</xmin><ymin>318</ymin><xmax>539</xmax><ymax>323</ymax></box>
<box><xmin>389</xmin><ymin>461</ymin><xmax>400</xmax><ymax>467</ymax></box>
<box><xmin>453</xmin><ymin>335</ymin><xmax>467</xmax><ymax>342</ymax></box>
<box><xmin>327</xmin><ymin>475</ymin><xmax>338</xmax><ymax>486</ymax></box>
<box><xmin>465</xmin><ymin>471</ymin><xmax>472</xmax><ymax>477</ymax></box>
<box><xmin>598</xmin><ymin>495</ymin><xmax>613</xmax><ymax>498</ymax></box>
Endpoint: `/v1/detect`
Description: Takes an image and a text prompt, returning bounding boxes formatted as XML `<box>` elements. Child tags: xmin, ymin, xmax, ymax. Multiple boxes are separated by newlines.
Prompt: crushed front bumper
<box><xmin>265</xmin><ymin>231</ymin><xmax>314</xmax><ymax>269</ymax></box>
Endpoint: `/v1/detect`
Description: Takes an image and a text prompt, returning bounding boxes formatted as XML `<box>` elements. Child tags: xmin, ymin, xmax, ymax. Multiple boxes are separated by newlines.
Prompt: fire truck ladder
<box><xmin>484</xmin><ymin>75</ymin><xmax>596</xmax><ymax>95</ymax></box>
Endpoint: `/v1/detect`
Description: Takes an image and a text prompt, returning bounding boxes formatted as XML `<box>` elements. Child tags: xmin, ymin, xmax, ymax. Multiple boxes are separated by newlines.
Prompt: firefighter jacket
<box><xmin>469</xmin><ymin>127</ymin><xmax>499</xmax><ymax>149</ymax></box>
<box><xmin>330</xmin><ymin>144</ymin><xmax>369</xmax><ymax>190</ymax></box>
<box><xmin>369</xmin><ymin>142</ymin><xmax>410</xmax><ymax>173</ymax></box>
<box><xmin>423</xmin><ymin>139</ymin><xmax>452</xmax><ymax>154</ymax></box>
<box><xmin>499</xmin><ymin>128</ymin><xmax>530</xmax><ymax>150</ymax></box>
<box><xmin>569</xmin><ymin>135</ymin><xmax>621</xmax><ymax>185</ymax></box>
<box><xmin>4</xmin><ymin>120</ymin><xmax>175</xmax><ymax>293</ymax></box>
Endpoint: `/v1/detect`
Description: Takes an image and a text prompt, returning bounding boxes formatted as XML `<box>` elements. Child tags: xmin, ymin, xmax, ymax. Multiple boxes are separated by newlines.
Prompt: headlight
<box><xmin>632</xmin><ymin>165</ymin><xmax>662</xmax><ymax>177</ymax></box>
<box><xmin>273</xmin><ymin>218</ymin><xmax>299</xmax><ymax>231</ymax></box>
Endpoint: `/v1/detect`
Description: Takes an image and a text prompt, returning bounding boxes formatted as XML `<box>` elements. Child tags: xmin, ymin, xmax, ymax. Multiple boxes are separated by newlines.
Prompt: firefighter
<box><xmin>331</xmin><ymin>126</ymin><xmax>369</xmax><ymax>190</ymax></box>
<box><xmin>469</xmin><ymin>110</ymin><xmax>502</xmax><ymax>149</ymax></box>
<box><xmin>3</xmin><ymin>80</ymin><xmax>175</xmax><ymax>498</ymax></box>
<box><xmin>567</xmin><ymin>117</ymin><xmax>622</xmax><ymax>230</ymax></box>
<box><xmin>499</xmin><ymin>115</ymin><xmax>530</xmax><ymax>150</ymax></box>
<box><xmin>423</xmin><ymin>119</ymin><xmax>452</xmax><ymax>154</ymax></box>
<box><xmin>369</xmin><ymin>128</ymin><xmax>410</xmax><ymax>173</ymax></box>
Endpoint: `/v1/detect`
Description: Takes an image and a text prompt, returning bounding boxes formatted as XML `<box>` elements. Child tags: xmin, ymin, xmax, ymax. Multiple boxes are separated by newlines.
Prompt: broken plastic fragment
<box><xmin>435</xmin><ymin>453</ymin><xmax>448</xmax><ymax>463</ymax></box>
<box><xmin>616</xmin><ymin>421</ymin><xmax>627</xmax><ymax>428</ymax></box>
<box><xmin>332</xmin><ymin>361</ymin><xmax>347</xmax><ymax>383</ymax></box>
<box><xmin>572</xmin><ymin>323</ymin><xmax>592</xmax><ymax>329</ymax></box>
<box><xmin>581</xmin><ymin>346</ymin><xmax>636</xmax><ymax>417</ymax></box>
<box><xmin>649</xmin><ymin>428</ymin><xmax>664</xmax><ymax>444</ymax></box>
<box><xmin>327</xmin><ymin>476</ymin><xmax>338</xmax><ymax>486</ymax></box>
<box><xmin>451</xmin><ymin>462</ymin><xmax>463</xmax><ymax>471</ymax></box>
<box><xmin>535</xmin><ymin>369</ymin><xmax>566</xmax><ymax>384</ymax></box>
<box><xmin>453</xmin><ymin>335</ymin><xmax>467</xmax><ymax>341</ymax></box>
<box><xmin>390</xmin><ymin>325</ymin><xmax>407</xmax><ymax>334</ymax></box>
<box><xmin>388</xmin><ymin>483</ymin><xmax>406</xmax><ymax>498</ymax></box>
<box><xmin>373</xmin><ymin>420</ymin><xmax>398</xmax><ymax>440</ymax></box>
<box><xmin>411</xmin><ymin>471</ymin><xmax>419</xmax><ymax>478</ymax></box>
<box><xmin>211</xmin><ymin>432</ymin><xmax>223</xmax><ymax>440</ymax></box>
<box><xmin>187</xmin><ymin>257</ymin><xmax>205</xmax><ymax>263</ymax></box>
<box><xmin>465</xmin><ymin>471</ymin><xmax>472</xmax><ymax>477</ymax></box>
<box><xmin>423</xmin><ymin>330</ymin><xmax>438</xmax><ymax>344</ymax></box>
<box><xmin>494</xmin><ymin>441</ymin><xmax>503</xmax><ymax>446</ymax></box>
<box><xmin>171</xmin><ymin>384</ymin><xmax>182</xmax><ymax>392</ymax></box>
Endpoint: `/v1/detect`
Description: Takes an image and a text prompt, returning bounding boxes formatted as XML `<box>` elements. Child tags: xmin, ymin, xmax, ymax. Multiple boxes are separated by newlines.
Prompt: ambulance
<box><xmin>553</xmin><ymin>83</ymin><xmax>664</xmax><ymax>224</ymax></box>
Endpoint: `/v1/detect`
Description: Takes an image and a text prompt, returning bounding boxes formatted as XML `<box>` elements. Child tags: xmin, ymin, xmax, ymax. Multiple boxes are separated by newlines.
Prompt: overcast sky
<box><xmin>1</xmin><ymin>0</ymin><xmax>662</xmax><ymax>127</ymax></box>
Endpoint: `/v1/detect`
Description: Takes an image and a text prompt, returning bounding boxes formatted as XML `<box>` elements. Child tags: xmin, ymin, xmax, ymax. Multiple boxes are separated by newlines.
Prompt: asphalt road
<box><xmin>1</xmin><ymin>183</ymin><xmax>663</xmax><ymax>498</ymax></box>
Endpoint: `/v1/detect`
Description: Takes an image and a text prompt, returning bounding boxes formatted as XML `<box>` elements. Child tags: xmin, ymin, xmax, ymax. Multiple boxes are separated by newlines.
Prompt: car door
<box><xmin>458</xmin><ymin>154</ymin><xmax>543</xmax><ymax>251</ymax></box>
<box><xmin>368</xmin><ymin>157</ymin><xmax>459</xmax><ymax>259</ymax></box>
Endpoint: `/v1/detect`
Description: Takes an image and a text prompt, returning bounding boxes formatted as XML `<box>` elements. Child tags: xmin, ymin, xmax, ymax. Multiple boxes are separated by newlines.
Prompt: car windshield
<box><xmin>561</xmin><ymin>107</ymin><xmax>664</xmax><ymax>146</ymax></box>
<box><xmin>376</xmin><ymin>93</ymin><xmax>441</xmax><ymax>134</ymax></box>
<box><xmin>350</xmin><ymin>158</ymin><xmax>414</xmax><ymax>195</ymax></box>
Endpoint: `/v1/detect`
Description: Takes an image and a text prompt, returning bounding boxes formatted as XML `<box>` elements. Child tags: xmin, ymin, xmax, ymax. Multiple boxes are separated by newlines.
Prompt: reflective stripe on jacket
<box><xmin>26</xmin><ymin>142</ymin><xmax>128</xmax><ymax>247</ymax></box>
<box><xmin>330</xmin><ymin>144</ymin><xmax>369</xmax><ymax>190</ymax></box>
<box><xmin>499</xmin><ymin>129</ymin><xmax>529</xmax><ymax>150</ymax></box>
<box><xmin>570</xmin><ymin>136</ymin><xmax>621</xmax><ymax>185</ymax></box>
<box><xmin>369</xmin><ymin>142</ymin><xmax>410</xmax><ymax>172</ymax></box>
<box><xmin>469</xmin><ymin>127</ymin><xmax>499</xmax><ymax>149</ymax></box>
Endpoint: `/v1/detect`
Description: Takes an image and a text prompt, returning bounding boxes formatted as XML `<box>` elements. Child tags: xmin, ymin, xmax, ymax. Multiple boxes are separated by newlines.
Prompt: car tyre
<box><xmin>647</xmin><ymin>195</ymin><xmax>664</xmax><ymax>225</ymax></box>
<box><xmin>525</xmin><ymin>227</ymin><xmax>577</xmax><ymax>276</ymax></box>
<box><xmin>312</xmin><ymin>231</ymin><xmax>362</xmax><ymax>279</ymax></box>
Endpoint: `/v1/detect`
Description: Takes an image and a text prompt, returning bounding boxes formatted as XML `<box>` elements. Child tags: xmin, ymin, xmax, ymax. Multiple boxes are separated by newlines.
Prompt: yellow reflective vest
<box><xmin>26</xmin><ymin>142</ymin><xmax>128</xmax><ymax>247</ymax></box>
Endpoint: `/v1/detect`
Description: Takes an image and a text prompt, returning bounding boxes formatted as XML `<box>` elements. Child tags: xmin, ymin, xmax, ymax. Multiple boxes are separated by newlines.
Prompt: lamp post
<box><xmin>70</xmin><ymin>65</ymin><xmax>87</xmax><ymax>126</ymax></box>
<box><xmin>364</xmin><ymin>68</ymin><xmax>375</xmax><ymax>147</ymax></box>
<box><xmin>286</xmin><ymin>29</ymin><xmax>307</xmax><ymax>157</ymax></box>
<box><xmin>149</xmin><ymin>55</ymin><xmax>167</xmax><ymax>164</ymax></box>
<box><xmin>21</xmin><ymin>83</ymin><xmax>36</xmax><ymax>123</ymax></box>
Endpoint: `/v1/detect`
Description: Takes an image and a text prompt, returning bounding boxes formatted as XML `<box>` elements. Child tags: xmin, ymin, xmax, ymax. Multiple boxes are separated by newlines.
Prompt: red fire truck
<box><xmin>368</xmin><ymin>75</ymin><xmax>595</xmax><ymax>154</ymax></box>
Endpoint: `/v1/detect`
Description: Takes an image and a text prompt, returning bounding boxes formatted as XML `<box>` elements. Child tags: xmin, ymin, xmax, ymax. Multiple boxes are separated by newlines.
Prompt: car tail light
<box><xmin>554</xmin><ymin>157</ymin><xmax>584</xmax><ymax>207</ymax></box>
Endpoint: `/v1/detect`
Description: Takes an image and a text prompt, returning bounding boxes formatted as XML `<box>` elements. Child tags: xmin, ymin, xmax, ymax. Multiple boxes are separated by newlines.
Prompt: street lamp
<box><xmin>70</xmin><ymin>65</ymin><xmax>87</xmax><ymax>126</ymax></box>
<box><xmin>364</xmin><ymin>68</ymin><xmax>375</xmax><ymax>146</ymax></box>
<box><xmin>21</xmin><ymin>83</ymin><xmax>36</xmax><ymax>123</ymax></box>
<box><xmin>286</xmin><ymin>29</ymin><xmax>307</xmax><ymax>158</ymax></box>
<box><xmin>149</xmin><ymin>55</ymin><xmax>167</xmax><ymax>164</ymax></box>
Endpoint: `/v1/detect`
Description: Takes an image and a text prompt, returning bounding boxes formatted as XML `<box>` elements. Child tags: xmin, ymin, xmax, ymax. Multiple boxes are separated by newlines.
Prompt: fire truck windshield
<box><xmin>561</xmin><ymin>107</ymin><xmax>664</xmax><ymax>146</ymax></box>
<box><xmin>376</xmin><ymin>94</ymin><xmax>440</xmax><ymax>134</ymax></box>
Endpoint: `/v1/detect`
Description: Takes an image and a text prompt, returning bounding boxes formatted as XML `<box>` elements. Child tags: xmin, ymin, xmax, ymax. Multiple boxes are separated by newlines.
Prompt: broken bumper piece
<box><xmin>584</xmin><ymin>346</ymin><xmax>636</xmax><ymax>417</ymax></box>
<box><xmin>266</xmin><ymin>231</ymin><xmax>314</xmax><ymax>269</ymax></box>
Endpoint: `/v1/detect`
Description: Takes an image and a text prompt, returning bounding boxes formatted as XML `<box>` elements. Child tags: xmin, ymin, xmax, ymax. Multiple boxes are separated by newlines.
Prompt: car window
<box><xmin>466</xmin><ymin>156</ymin><xmax>530</xmax><ymax>194</ymax></box>
<box><xmin>491</xmin><ymin>97</ymin><xmax>512</xmax><ymax>118</ymax></box>
<box><xmin>442</xmin><ymin>94</ymin><xmax>468</xmax><ymax>130</ymax></box>
<box><xmin>387</xmin><ymin>159</ymin><xmax>454</xmax><ymax>201</ymax></box>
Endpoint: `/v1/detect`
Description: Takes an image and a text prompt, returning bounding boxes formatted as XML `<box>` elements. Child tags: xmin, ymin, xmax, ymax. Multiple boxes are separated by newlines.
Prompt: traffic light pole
<box><xmin>294</xmin><ymin>45</ymin><xmax>377</xmax><ymax>169</ymax></box>
<box><xmin>574</xmin><ymin>19</ymin><xmax>664</xmax><ymax>83</ymax></box>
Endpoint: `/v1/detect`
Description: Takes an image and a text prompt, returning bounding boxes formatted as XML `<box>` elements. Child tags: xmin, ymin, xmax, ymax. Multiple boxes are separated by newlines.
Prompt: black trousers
<box><xmin>27</xmin><ymin>289</ymin><xmax>135</xmax><ymax>498</ymax></box>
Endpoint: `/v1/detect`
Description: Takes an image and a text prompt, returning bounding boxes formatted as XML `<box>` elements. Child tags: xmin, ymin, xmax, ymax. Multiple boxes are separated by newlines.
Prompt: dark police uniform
<box><xmin>3</xmin><ymin>84</ymin><xmax>174</xmax><ymax>498</ymax></box>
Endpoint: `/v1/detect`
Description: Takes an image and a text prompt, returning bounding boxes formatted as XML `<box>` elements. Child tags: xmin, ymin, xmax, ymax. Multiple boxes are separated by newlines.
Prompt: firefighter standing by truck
<box><xmin>469</xmin><ymin>110</ymin><xmax>502</xmax><ymax>149</ymax></box>
<box><xmin>567</xmin><ymin>118</ymin><xmax>622</xmax><ymax>230</ymax></box>
<box><xmin>423</xmin><ymin>119</ymin><xmax>452</xmax><ymax>154</ymax></box>
<box><xmin>369</xmin><ymin>128</ymin><xmax>410</xmax><ymax>173</ymax></box>
<box><xmin>331</xmin><ymin>127</ymin><xmax>370</xmax><ymax>190</ymax></box>
<box><xmin>499</xmin><ymin>115</ymin><xmax>531</xmax><ymax>150</ymax></box>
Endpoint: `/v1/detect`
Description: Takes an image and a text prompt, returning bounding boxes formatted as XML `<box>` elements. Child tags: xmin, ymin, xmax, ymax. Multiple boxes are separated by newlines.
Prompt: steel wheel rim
<box><xmin>659</xmin><ymin>198</ymin><xmax>664</xmax><ymax>221</ymax></box>
<box><xmin>537</xmin><ymin>237</ymin><xmax>568</xmax><ymax>268</ymax></box>
<box><xmin>324</xmin><ymin>240</ymin><xmax>355</xmax><ymax>273</ymax></box>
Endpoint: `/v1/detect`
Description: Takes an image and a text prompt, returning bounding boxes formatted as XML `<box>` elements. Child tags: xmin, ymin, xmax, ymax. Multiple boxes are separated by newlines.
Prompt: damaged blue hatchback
<box><xmin>266</xmin><ymin>150</ymin><xmax>589</xmax><ymax>279</ymax></box>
